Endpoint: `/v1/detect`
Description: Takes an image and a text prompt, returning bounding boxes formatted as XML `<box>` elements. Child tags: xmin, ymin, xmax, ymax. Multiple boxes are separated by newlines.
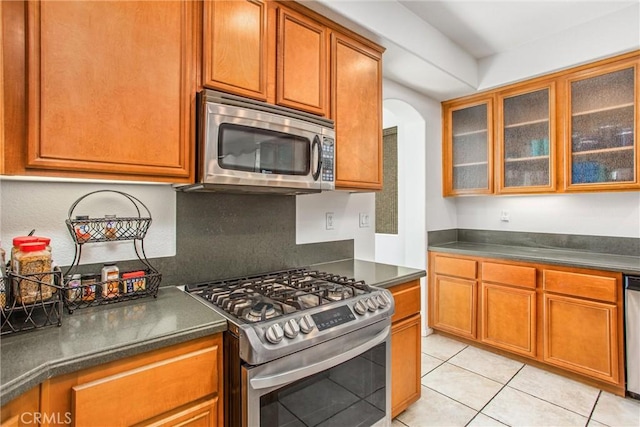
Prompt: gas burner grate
<box><xmin>186</xmin><ymin>268</ymin><xmax>373</xmax><ymax>323</ymax></box>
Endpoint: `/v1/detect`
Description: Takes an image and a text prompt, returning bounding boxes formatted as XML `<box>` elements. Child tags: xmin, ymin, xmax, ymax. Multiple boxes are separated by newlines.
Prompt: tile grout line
<box><xmin>585</xmin><ymin>390</ymin><xmax>603</xmax><ymax>426</ymax></box>
<box><xmin>462</xmin><ymin>363</ymin><xmax>527</xmax><ymax>427</ymax></box>
<box><xmin>503</xmin><ymin>381</ymin><xmax>598</xmax><ymax>420</ymax></box>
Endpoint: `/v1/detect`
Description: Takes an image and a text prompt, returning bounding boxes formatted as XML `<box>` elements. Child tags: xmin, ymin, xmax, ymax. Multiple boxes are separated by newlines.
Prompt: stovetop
<box><xmin>186</xmin><ymin>268</ymin><xmax>373</xmax><ymax>324</ymax></box>
<box><xmin>185</xmin><ymin>268</ymin><xmax>395</xmax><ymax>365</ymax></box>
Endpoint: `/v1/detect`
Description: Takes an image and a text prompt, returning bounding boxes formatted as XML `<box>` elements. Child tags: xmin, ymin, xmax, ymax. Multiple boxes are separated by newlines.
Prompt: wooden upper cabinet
<box><xmin>24</xmin><ymin>0</ymin><xmax>196</xmax><ymax>182</ymax></box>
<box><xmin>276</xmin><ymin>5</ymin><xmax>328</xmax><ymax>116</ymax></box>
<box><xmin>331</xmin><ymin>31</ymin><xmax>383</xmax><ymax>190</ymax></box>
<box><xmin>203</xmin><ymin>0</ymin><xmax>268</xmax><ymax>100</ymax></box>
<box><xmin>442</xmin><ymin>97</ymin><xmax>494</xmax><ymax>196</ymax></box>
<box><xmin>563</xmin><ymin>58</ymin><xmax>639</xmax><ymax>191</ymax></box>
<box><xmin>496</xmin><ymin>82</ymin><xmax>556</xmax><ymax>194</ymax></box>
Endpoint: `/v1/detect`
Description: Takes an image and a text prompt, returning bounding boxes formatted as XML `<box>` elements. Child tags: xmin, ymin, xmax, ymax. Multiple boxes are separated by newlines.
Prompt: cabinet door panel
<box><xmin>26</xmin><ymin>0</ymin><xmax>195</xmax><ymax>180</ymax></box>
<box><xmin>481</xmin><ymin>283</ymin><xmax>536</xmax><ymax>357</ymax></box>
<box><xmin>565</xmin><ymin>61</ymin><xmax>639</xmax><ymax>190</ymax></box>
<box><xmin>390</xmin><ymin>279</ymin><xmax>420</xmax><ymax>323</ymax></box>
<box><xmin>277</xmin><ymin>6</ymin><xmax>327</xmax><ymax>116</ymax></box>
<box><xmin>203</xmin><ymin>0</ymin><xmax>268</xmax><ymax>100</ymax></box>
<box><xmin>73</xmin><ymin>346</ymin><xmax>219</xmax><ymax>426</ymax></box>
<box><xmin>497</xmin><ymin>84</ymin><xmax>556</xmax><ymax>193</ymax></box>
<box><xmin>433</xmin><ymin>276</ymin><xmax>477</xmax><ymax>339</ymax></box>
<box><xmin>391</xmin><ymin>313</ymin><xmax>421</xmax><ymax>418</ymax></box>
<box><xmin>443</xmin><ymin>99</ymin><xmax>494</xmax><ymax>195</ymax></box>
<box><xmin>543</xmin><ymin>294</ymin><xmax>619</xmax><ymax>384</ymax></box>
<box><xmin>434</xmin><ymin>256</ymin><xmax>477</xmax><ymax>280</ymax></box>
<box><xmin>331</xmin><ymin>32</ymin><xmax>382</xmax><ymax>190</ymax></box>
<box><xmin>137</xmin><ymin>398</ymin><xmax>219</xmax><ymax>427</ymax></box>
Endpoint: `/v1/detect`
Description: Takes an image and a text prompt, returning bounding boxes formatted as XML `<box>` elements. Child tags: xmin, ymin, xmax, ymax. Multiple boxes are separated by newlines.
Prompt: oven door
<box><xmin>242</xmin><ymin>321</ymin><xmax>391</xmax><ymax>427</ymax></box>
<box><xmin>202</xmin><ymin>102</ymin><xmax>324</xmax><ymax>193</ymax></box>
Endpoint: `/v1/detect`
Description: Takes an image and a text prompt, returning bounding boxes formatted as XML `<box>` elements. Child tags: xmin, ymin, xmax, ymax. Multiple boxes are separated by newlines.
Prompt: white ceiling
<box><xmin>399</xmin><ymin>1</ymin><xmax>637</xmax><ymax>59</ymax></box>
<box><xmin>310</xmin><ymin>0</ymin><xmax>640</xmax><ymax>100</ymax></box>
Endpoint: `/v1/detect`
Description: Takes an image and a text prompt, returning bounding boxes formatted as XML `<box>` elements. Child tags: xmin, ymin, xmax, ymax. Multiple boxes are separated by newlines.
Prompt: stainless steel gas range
<box><xmin>185</xmin><ymin>268</ymin><xmax>394</xmax><ymax>427</ymax></box>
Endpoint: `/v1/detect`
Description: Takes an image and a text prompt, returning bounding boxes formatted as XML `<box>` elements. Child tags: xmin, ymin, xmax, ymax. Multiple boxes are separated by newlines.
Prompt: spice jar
<box><xmin>74</xmin><ymin>215</ymin><xmax>91</xmax><ymax>243</ymax></box>
<box><xmin>12</xmin><ymin>242</ymin><xmax>52</xmax><ymax>304</ymax></box>
<box><xmin>105</xmin><ymin>215</ymin><xmax>117</xmax><ymax>240</ymax></box>
<box><xmin>66</xmin><ymin>274</ymin><xmax>82</xmax><ymax>302</ymax></box>
<box><xmin>81</xmin><ymin>274</ymin><xmax>98</xmax><ymax>301</ymax></box>
<box><xmin>101</xmin><ymin>263</ymin><xmax>120</xmax><ymax>299</ymax></box>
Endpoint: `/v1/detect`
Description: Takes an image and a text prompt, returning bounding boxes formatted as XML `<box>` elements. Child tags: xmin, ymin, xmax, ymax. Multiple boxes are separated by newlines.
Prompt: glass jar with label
<box><xmin>66</xmin><ymin>274</ymin><xmax>82</xmax><ymax>302</ymax></box>
<box><xmin>105</xmin><ymin>215</ymin><xmax>117</xmax><ymax>240</ymax></box>
<box><xmin>12</xmin><ymin>242</ymin><xmax>52</xmax><ymax>304</ymax></box>
<box><xmin>101</xmin><ymin>263</ymin><xmax>119</xmax><ymax>299</ymax></box>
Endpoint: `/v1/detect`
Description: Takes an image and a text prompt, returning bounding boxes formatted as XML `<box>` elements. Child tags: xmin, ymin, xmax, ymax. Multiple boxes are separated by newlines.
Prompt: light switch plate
<box><xmin>326</xmin><ymin>212</ymin><xmax>335</xmax><ymax>230</ymax></box>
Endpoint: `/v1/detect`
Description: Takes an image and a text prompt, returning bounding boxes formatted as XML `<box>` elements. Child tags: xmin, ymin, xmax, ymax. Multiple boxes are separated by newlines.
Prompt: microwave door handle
<box><xmin>312</xmin><ymin>136</ymin><xmax>322</xmax><ymax>181</ymax></box>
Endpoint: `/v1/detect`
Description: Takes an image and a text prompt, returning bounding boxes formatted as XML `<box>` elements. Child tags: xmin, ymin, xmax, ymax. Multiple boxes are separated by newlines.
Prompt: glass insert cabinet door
<box><xmin>567</xmin><ymin>64</ymin><xmax>638</xmax><ymax>189</ymax></box>
<box><xmin>498</xmin><ymin>85</ymin><xmax>555</xmax><ymax>192</ymax></box>
<box><xmin>445</xmin><ymin>99</ymin><xmax>493</xmax><ymax>195</ymax></box>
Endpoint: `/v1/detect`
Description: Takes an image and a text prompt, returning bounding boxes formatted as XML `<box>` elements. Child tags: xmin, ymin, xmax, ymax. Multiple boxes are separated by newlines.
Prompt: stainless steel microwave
<box><xmin>174</xmin><ymin>90</ymin><xmax>335</xmax><ymax>194</ymax></box>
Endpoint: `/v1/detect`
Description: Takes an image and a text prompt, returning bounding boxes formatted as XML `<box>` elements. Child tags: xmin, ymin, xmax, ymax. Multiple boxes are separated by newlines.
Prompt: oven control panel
<box><xmin>311</xmin><ymin>305</ymin><xmax>356</xmax><ymax>331</ymax></box>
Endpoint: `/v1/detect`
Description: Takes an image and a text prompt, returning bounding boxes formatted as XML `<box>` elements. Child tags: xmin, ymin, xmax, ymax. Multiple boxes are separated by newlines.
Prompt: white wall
<box><xmin>382</xmin><ymin>79</ymin><xmax>457</xmax><ymax>235</ymax></box>
<box><xmin>478</xmin><ymin>3</ymin><xmax>640</xmax><ymax>90</ymax></box>
<box><xmin>0</xmin><ymin>178</ymin><xmax>176</xmax><ymax>267</ymax></box>
<box><xmin>457</xmin><ymin>192</ymin><xmax>640</xmax><ymax>238</ymax></box>
<box><xmin>378</xmin><ymin>100</ymin><xmax>426</xmax><ymax>270</ymax></box>
<box><xmin>295</xmin><ymin>191</ymin><xmax>376</xmax><ymax>261</ymax></box>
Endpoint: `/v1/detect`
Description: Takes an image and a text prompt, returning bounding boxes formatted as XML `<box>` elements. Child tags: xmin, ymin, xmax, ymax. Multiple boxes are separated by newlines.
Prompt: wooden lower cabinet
<box><xmin>432</xmin><ymin>275</ymin><xmax>477</xmax><ymax>339</ymax></box>
<box><xmin>36</xmin><ymin>334</ymin><xmax>223</xmax><ymax>427</ymax></box>
<box><xmin>428</xmin><ymin>250</ymin><xmax>625</xmax><ymax>395</ymax></box>
<box><xmin>481</xmin><ymin>283</ymin><xmax>536</xmax><ymax>357</ymax></box>
<box><xmin>0</xmin><ymin>386</ymin><xmax>39</xmax><ymax>427</ymax></box>
<box><xmin>388</xmin><ymin>280</ymin><xmax>421</xmax><ymax>418</ymax></box>
<box><xmin>543</xmin><ymin>293</ymin><xmax>619</xmax><ymax>384</ymax></box>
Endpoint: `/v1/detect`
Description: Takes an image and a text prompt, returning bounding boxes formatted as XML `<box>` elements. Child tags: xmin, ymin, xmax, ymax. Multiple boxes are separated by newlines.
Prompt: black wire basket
<box><xmin>1</xmin><ymin>268</ymin><xmax>64</xmax><ymax>335</ymax></box>
<box><xmin>63</xmin><ymin>190</ymin><xmax>161</xmax><ymax>313</ymax></box>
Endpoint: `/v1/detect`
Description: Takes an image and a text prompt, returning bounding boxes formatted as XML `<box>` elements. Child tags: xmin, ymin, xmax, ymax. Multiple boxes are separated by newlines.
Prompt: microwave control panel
<box><xmin>322</xmin><ymin>137</ymin><xmax>334</xmax><ymax>182</ymax></box>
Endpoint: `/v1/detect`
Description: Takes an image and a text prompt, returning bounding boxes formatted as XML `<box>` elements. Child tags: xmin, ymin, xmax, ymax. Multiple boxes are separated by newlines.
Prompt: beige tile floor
<box><xmin>392</xmin><ymin>333</ymin><xmax>640</xmax><ymax>427</ymax></box>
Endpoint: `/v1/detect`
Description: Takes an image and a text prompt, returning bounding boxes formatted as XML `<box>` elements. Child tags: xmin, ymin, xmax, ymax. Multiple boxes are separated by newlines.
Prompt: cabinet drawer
<box><xmin>390</xmin><ymin>280</ymin><xmax>421</xmax><ymax>323</ymax></box>
<box><xmin>72</xmin><ymin>345</ymin><xmax>219</xmax><ymax>426</ymax></box>
<box><xmin>482</xmin><ymin>262</ymin><xmax>536</xmax><ymax>289</ymax></box>
<box><xmin>434</xmin><ymin>256</ymin><xmax>477</xmax><ymax>279</ymax></box>
<box><xmin>543</xmin><ymin>270</ymin><xmax>617</xmax><ymax>303</ymax></box>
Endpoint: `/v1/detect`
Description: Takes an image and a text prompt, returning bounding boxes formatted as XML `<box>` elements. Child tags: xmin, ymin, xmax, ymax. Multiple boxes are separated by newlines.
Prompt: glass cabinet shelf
<box><xmin>573</xmin><ymin>146</ymin><xmax>634</xmax><ymax>156</ymax></box>
<box><xmin>505</xmin><ymin>155</ymin><xmax>550</xmax><ymax>163</ymax></box>
<box><xmin>454</xmin><ymin>161</ymin><xmax>489</xmax><ymax>167</ymax></box>
<box><xmin>504</xmin><ymin>118</ymin><xmax>549</xmax><ymax>129</ymax></box>
<box><xmin>572</xmin><ymin>102</ymin><xmax>634</xmax><ymax>117</ymax></box>
<box><xmin>453</xmin><ymin>129</ymin><xmax>488</xmax><ymax>137</ymax></box>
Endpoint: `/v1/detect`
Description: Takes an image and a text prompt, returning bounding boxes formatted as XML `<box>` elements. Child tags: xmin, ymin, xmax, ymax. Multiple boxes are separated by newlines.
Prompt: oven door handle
<box><xmin>249</xmin><ymin>325</ymin><xmax>390</xmax><ymax>390</ymax></box>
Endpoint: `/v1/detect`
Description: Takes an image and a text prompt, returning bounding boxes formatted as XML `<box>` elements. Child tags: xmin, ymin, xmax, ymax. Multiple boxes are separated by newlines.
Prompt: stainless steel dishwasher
<box><xmin>626</xmin><ymin>275</ymin><xmax>640</xmax><ymax>399</ymax></box>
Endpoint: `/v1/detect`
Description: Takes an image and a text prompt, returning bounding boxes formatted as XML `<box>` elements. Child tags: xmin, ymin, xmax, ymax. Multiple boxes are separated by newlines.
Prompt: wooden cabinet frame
<box><xmin>427</xmin><ymin>250</ymin><xmax>626</xmax><ymax>396</ymax></box>
<box><xmin>442</xmin><ymin>50</ymin><xmax>640</xmax><ymax>196</ymax></box>
<box><xmin>495</xmin><ymin>81</ymin><xmax>557</xmax><ymax>194</ymax></box>
<box><xmin>442</xmin><ymin>96</ymin><xmax>494</xmax><ymax>196</ymax></box>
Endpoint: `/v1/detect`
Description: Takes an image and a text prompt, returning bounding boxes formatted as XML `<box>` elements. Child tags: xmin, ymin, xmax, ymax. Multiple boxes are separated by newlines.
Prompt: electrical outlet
<box><xmin>500</xmin><ymin>210</ymin><xmax>510</xmax><ymax>222</ymax></box>
<box><xmin>359</xmin><ymin>213</ymin><xmax>370</xmax><ymax>228</ymax></box>
<box><xmin>325</xmin><ymin>212</ymin><xmax>335</xmax><ymax>230</ymax></box>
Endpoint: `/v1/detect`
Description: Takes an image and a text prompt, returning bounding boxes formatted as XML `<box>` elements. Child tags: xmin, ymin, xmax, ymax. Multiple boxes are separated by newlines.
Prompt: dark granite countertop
<box><xmin>0</xmin><ymin>287</ymin><xmax>227</xmax><ymax>405</ymax></box>
<box><xmin>311</xmin><ymin>259</ymin><xmax>426</xmax><ymax>288</ymax></box>
<box><xmin>428</xmin><ymin>241</ymin><xmax>640</xmax><ymax>275</ymax></box>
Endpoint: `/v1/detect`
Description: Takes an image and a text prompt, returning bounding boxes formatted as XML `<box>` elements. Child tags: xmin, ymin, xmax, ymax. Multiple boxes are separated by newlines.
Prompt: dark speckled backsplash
<box><xmin>428</xmin><ymin>229</ymin><xmax>639</xmax><ymax>257</ymax></box>
<box><xmin>71</xmin><ymin>193</ymin><xmax>353</xmax><ymax>286</ymax></box>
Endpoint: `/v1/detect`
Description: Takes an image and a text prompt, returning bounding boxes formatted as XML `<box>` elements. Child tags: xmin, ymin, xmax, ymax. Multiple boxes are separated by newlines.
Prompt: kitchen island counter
<box><xmin>312</xmin><ymin>259</ymin><xmax>426</xmax><ymax>288</ymax></box>
<box><xmin>428</xmin><ymin>241</ymin><xmax>640</xmax><ymax>275</ymax></box>
<box><xmin>0</xmin><ymin>286</ymin><xmax>226</xmax><ymax>405</ymax></box>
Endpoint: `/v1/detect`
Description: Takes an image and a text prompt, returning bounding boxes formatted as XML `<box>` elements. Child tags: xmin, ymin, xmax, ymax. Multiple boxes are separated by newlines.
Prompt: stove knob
<box><xmin>265</xmin><ymin>323</ymin><xmax>284</xmax><ymax>344</ymax></box>
<box><xmin>299</xmin><ymin>315</ymin><xmax>315</xmax><ymax>334</ymax></box>
<box><xmin>366</xmin><ymin>298</ymin><xmax>378</xmax><ymax>312</ymax></box>
<box><xmin>376</xmin><ymin>294</ymin><xmax>389</xmax><ymax>308</ymax></box>
<box><xmin>283</xmin><ymin>318</ymin><xmax>300</xmax><ymax>339</ymax></box>
<box><xmin>354</xmin><ymin>300</ymin><xmax>367</xmax><ymax>315</ymax></box>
